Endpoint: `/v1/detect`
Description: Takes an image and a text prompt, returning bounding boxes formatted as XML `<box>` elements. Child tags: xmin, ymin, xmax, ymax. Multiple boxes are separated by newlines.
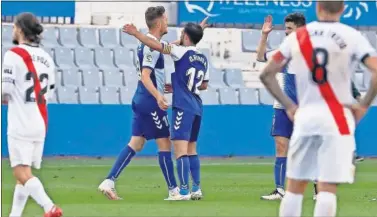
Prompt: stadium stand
<box><xmin>1</xmin><ymin>22</ymin><xmax>375</xmax><ymax>105</ymax></box>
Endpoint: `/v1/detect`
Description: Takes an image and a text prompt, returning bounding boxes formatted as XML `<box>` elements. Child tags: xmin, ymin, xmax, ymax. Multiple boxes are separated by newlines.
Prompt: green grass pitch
<box><xmin>2</xmin><ymin>158</ymin><xmax>377</xmax><ymax>217</ymax></box>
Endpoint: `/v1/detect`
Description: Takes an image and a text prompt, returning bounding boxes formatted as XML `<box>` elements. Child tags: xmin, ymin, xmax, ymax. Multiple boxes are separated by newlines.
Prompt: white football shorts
<box><xmin>287</xmin><ymin>133</ymin><xmax>356</xmax><ymax>184</ymax></box>
<box><xmin>8</xmin><ymin>136</ymin><xmax>45</xmax><ymax>169</ymax></box>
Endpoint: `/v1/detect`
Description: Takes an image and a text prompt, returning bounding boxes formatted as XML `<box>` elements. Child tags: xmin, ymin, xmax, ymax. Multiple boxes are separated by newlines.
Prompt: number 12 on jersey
<box><xmin>186</xmin><ymin>67</ymin><xmax>204</xmax><ymax>95</ymax></box>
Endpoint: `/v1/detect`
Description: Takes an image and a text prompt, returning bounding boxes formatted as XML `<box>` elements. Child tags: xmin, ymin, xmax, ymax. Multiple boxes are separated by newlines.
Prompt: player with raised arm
<box><xmin>259</xmin><ymin>1</ymin><xmax>377</xmax><ymax>216</ymax></box>
<box><xmin>98</xmin><ymin>6</ymin><xmax>180</xmax><ymax>201</ymax></box>
<box><xmin>256</xmin><ymin>13</ymin><xmax>306</xmax><ymax>201</ymax></box>
<box><xmin>124</xmin><ymin>22</ymin><xmax>209</xmax><ymax>201</ymax></box>
<box><xmin>2</xmin><ymin>13</ymin><xmax>62</xmax><ymax>217</ymax></box>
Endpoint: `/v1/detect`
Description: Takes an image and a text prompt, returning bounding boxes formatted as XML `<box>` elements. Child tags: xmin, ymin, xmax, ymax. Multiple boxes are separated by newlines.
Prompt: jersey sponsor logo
<box><xmin>184</xmin><ymin>0</ymin><xmax>220</xmax><ymax>17</ymax></box>
<box><xmin>2</xmin><ymin>77</ymin><xmax>15</xmax><ymax>84</ymax></box>
<box><xmin>145</xmin><ymin>53</ymin><xmax>153</xmax><ymax>63</ymax></box>
<box><xmin>174</xmin><ymin>111</ymin><xmax>184</xmax><ymax>130</ymax></box>
<box><xmin>3</xmin><ymin>66</ymin><xmax>13</xmax><ymax>75</ymax></box>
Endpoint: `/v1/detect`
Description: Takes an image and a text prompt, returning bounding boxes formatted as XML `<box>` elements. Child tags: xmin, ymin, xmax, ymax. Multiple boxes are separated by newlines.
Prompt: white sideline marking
<box><xmin>42</xmin><ymin>162</ymin><xmax>273</xmax><ymax>168</ymax></box>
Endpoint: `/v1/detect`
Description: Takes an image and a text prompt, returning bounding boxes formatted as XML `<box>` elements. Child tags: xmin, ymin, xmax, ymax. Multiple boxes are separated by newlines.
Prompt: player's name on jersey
<box><xmin>189</xmin><ymin>54</ymin><xmax>207</xmax><ymax>67</ymax></box>
<box><xmin>309</xmin><ymin>29</ymin><xmax>347</xmax><ymax>49</ymax></box>
<box><xmin>31</xmin><ymin>54</ymin><xmax>52</xmax><ymax>68</ymax></box>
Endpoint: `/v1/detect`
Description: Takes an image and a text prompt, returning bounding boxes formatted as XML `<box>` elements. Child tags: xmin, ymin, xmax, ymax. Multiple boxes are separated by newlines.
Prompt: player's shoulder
<box><xmin>3</xmin><ymin>47</ymin><xmax>23</xmax><ymax>64</ymax></box>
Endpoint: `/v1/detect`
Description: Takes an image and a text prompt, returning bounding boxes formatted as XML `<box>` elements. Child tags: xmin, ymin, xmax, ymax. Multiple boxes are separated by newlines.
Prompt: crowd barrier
<box><xmin>1</xmin><ymin>105</ymin><xmax>376</xmax><ymax>157</ymax></box>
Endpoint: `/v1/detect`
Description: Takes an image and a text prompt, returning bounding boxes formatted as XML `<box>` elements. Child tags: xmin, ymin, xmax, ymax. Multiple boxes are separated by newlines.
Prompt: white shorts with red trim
<box><xmin>8</xmin><ymin>136</ymin><xmax>45</xmax><ymax>169</ymax></box>
<box><xmin>287</xmin><ymin>133</ymin><xmax>356</xmax><ymax>184</ymax></box>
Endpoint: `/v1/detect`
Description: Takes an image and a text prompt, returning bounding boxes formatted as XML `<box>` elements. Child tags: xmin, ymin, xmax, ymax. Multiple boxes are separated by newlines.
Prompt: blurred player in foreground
<box><xmin>124</xmin><ymin>22</ymin><xmax>209</xmax><ymax>200</ymax></box>
<box><xmin>98</xmin><ymin>6</ymin><xmax>180</xmax><ymax>200</ymax></box>
<box><xmin>260</xmin><ymin>1</ymin><xmax>377</xmax><ymax>216</ymax></box>
<box><xmin>256</xmin><ymin>13</ymin><xmax>306</xmax><ymax>201</ymax></box>
<box><xmin>2</xmin><ymin>13</ymin><xmax>62</xmax><ymax>217</ymax></box>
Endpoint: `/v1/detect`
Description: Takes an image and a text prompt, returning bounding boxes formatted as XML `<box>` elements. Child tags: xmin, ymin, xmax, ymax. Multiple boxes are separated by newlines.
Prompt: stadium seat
<box><xmin>208</xmin><ymin>68</ymin><xmax>226</xmax><ymax>88</ymax></box>
<box><xmin>59</xmin><ymin>86</ymin><xmax>78</xmax><ymax>104</ymax></box>
<box><xmin>200</xmin><ymin>89</ymin><xmax>219</xmax><ymax>105</ymax></box>
<box><xmin>103</xmin><ymin>69</ymin><xmax>124</xmax><ymax>87</ymax></box>
<box><xmin>78</xmin><ymin>27</ymin><xmax>98</xmax><ymax>48</ymax></box>
<box><xmin>224</xmin><ymin>69</ymin><xmax>244</xmax><ymax>88</ymax></box>
<box><xmin>78</xmin><ymin>87</ymin><xmax>99</xmax><ymax>104</ymax></box>
<box><xmin>164</xmin><ymin>54</ymin><xmax>175</xmax><ymax>76</ymax></box>
<box><xmin>241</xmin><ymin>30</ymin><xmax>261</xmax><ymax>52</ymax></box>
<box><xmin>94</xmin><ymin>48</ymin><xmax>117</xmax><ymax>69</ymax></box>
<box><xmin>41</xmin><ymin>26</ymin><xmax>61</xmax><ymax>48</ymax></box>
<box><xmin>55</xmin><ymin>70</ymin><xmax>62</xmax><ymax>87</ymax></box>
<box><xmin>75</xmin><ymin>48</ymin><xmax>96</xmax><ymax>69</ymax></box>
<box><xmin>99</xmin><ymin>28</ymin><xmax>119</xmax><ymax>48</ymax></box>
<box><xmin>120</xmin><ymin>87</ymin><xmax>134</xmax><ymax>104</ymax></box>
<box><xmin>61</xmin><ymin>69</ymin><xmax>81</xmax><ymax>87</ymax></box>
<box><xmin>201</xmin><ymin>48</ymin><xmax>215</xmax><ymax>68</ymax></box>
<box><xmin>373</xmin><ymin>97</ymin><xmax>377</xmax><ymax>106</ymax></box>
<box><xmin>55</xmin><ymin>48</ymin><xmax>76</xmax><ymax>70</ymax></box>
<box><xmin>43</xmin><ymin>47</ymin><xmax>55</xmax><ymax>61</ymax></box>
<box><xmin>48</xmin><ymin>90</ymin><xmax>59</xmax><ymax>104</ymax></box>
<box><xmin>267</xmin><ymin>30</ymin><xmax>284</xmax><ymax>50</ymax></box>
<box><xmin>81</xmin><ymin>69</ymin><xmax>102</xmax><ymax>88</ymax></box>
<box><xmin>162</xmin><ymin>28</ymin><xmax>178</xmax><ymax>42</ymax></box>
<box><xmin>114</xmin><ymin>47</ymin><xmax>135</xmax><ymax>69</ymax></box>
<box><xmin>59</xmin><ymin>27</ymin><xmax>80</xmax><ymax>48</ymax></box>
<box><xmin>219</xmin><ymin>88</ymin><xmax>239</xmax><ymax>105</ymax></box>
<box><xmin>239</xmin><ymin>88</ymin><xmax>259</xmax><ymax>105</ymax></box>
<box><xmin>100</xmin><ymin>87</ymin><xmax>120</xmax><ymax>104</ymax></box>
<box><xmin>354</xmin><ymin>73</ymin><xmax>365</xmax><ymax>91</ymax></box>
<box><xmin>259</xmin><ymin>88</ymin><xmax>274</xmax><ymax>105</ymax></box>
<box><xmin>165</xmin><ymin>93</ymin><xmax>172</xmax><ymax>105</ymax></box>
<box><xmin>363</xmin><ymin>68</ymin><xmax>371</xmax><ymax>89</ymax></box>
<box><xmin>120</xmin><ymin>29</ymin><xmax>138</xmax><ymax>49</ymax></box>
<box><xmin>361</xmin><ymin>31</ymin><xmax>377</xmax><ymax>49</ymax></box>
<box><xmin>2</xmin><ymin>25</ymin><xmax>13</xmax><ymax>46</ymax></box>
<box><xmin>124</xmin><ymin>71</ymin><xmax>139</xmax><ymax>90</ymax></box>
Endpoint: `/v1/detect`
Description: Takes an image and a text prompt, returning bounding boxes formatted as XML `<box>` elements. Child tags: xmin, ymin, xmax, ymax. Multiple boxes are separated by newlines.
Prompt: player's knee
<box><xmin>173</xmin><ymin>140</ymin><xmax>189</xmax><ymax>159</ymax></box>
<box><xmin>187</xmin><ymin>142</ymin><xmax>197</xmax><ymax>155</ymax></box>
<box><xmin>13</xmin><ymin>165</ymin><xmax>33</xmax><ymax>185</ymax></box>
<box><xmin>275</xmin><ymin>137</ymin><xmax>289</xmax><ymax>156</ymax></box>
<box><xmin>317</xmin><ymin>182</ymin><xmax>337</xmax><ymax>194</ymax></box>
<box><xmin>286</xmin><ymin>178</ymin><xmax>308</xmax><ymax>194</ymax></box>
<box><xmin>156</xmin><ymin>138</ymin><xmax>172</xmax><ymax>152</ymax></box>
<box><xmin>129</xmin><ymin>136</ymin><xmax>146</xmax><ymax>152</ymax></box>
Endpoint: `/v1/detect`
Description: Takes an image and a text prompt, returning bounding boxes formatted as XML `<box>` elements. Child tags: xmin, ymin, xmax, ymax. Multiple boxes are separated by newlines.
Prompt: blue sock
<box><xmin>176</xmin><ymin>155</ymin><xmax>190</xmax><ymax>195</ymax></box>
<box><xmin>189</xmin><ymin>155</ymin><xmax>201</xmax><ymax>191</ymax></box>
<box><xmin>274</xmin><ymin>157</ymin><xmax>287</xmax><ymax>189</ymax></box>
<box><xmin>106</xmin><ymin>146</ymin><xmax>136</xmax><ymax>181</ymax></box>
<box><xmin>158</xmin><ymin>151</ymin><xmax>177</xmax><ymax>190</ymax></box>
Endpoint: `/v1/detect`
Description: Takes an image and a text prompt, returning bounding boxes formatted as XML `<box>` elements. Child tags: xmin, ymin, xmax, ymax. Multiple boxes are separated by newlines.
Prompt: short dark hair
<box><xmin>318</xmin><ymin>1</ymin><xmax>344</xmax><ymax>14</ymax></box>
<box><xmin>183</xmin><ymin>23</ymin><xmax>203</xmax><ymax>45</ymax></box>
<box><xmin>284</xmin><ymin>12</ymin><xmax>306</xmax><ymax>27</ymax></box>
<box><xmin>14</xmin><ymin>12</ymin><xmax>43</xmax><ymax>44</ymax></box>
<box><xmin>145</xmin><ymin>6</ymin><xmax>165</xmax><ymax>29</ymax></box>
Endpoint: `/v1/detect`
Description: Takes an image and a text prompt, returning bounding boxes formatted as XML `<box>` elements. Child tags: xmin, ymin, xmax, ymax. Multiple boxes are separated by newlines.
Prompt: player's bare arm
<box><xmin>256</xmin><ymin>15</ymin><xmax>273</xmax><ymax>62</ymax></box>
<box><xmin>260</xmin><ymin>52</ymin><xmax>297</xmax><ymax>118</ymax></box>
<box><xmin>141</xmin><ymin>67</ymin><xmax>169</xmax><ymax>110</ymax></box>
<box><xmin>198</xmin><ymin>81</ymin><xmax>208</xmax><ymax>90</ymax></box>
<box><xmin>360</xmin><ymin>56</ymin><xmax>377</xmax><ymax>108</ymax></box>
<box><xmin>170</xmin><ymin>17</ymin><xmax>209</xmax><ymax>45</ymax></box>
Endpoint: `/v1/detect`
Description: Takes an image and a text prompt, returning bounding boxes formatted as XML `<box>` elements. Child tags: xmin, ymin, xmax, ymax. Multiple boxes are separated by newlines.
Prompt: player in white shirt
<box><xmin>2</xmin><ymin>13</ymin><xmax>62</xmax><ymax>217</ymax></box>
<box><xmin>259</xmin><ymin>1</ymin><xmax>377</xmax><ymax>217</ymax></box>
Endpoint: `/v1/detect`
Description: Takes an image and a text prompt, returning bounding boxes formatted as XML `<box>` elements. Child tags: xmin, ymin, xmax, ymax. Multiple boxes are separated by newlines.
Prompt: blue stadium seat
<box><xmin>201</xmin><ymin>48</ymin><xmax>215</xmax><ymax>68</ymax></box>
<box><xmin>219</xmin><ymin>88</ymin><xmax>239</xmax><ymax>105</ymax></box>
<box><xmin>61</xmin><ymin>69</ymin><xmax>81</xmax><ymax>87</ymax></box>
<box><xmin>268</xmin><ymin>30</ymin><xmax>284</xmax><ymax>50</ymax></box>
<box><xmin>103</xmin><ymin>69</ymin><xmax>124</xmax><ymax>87</ymax></box>
<box><xmin>2</xmin><ymin>25</ymin><xmax>13</xmax><ymax>46</ymax></box>
<box><xmin>41</xmin><ymin>26</ymin><xmax>61</xmax><ymax>48</ymax></box>
<box><xmin>354</xmin><ymin>73</ymin><xmax>365</xmax><ymax>91</ymax></box>
<box><xmin>114</xmin><ymin>47</ymin><xmax>135</xmax><ymax>69</ymax></box>
<box><xmin>120</xmin><ymin>87</ymin><xmax>134</xmax><ymax>104</ymax></box>
<box><xmin>208</xmin><ymin>68</ymin><xmax>226</xmax><ymax>88</ymax></box>
<box><xmin>55</xmin><ymin>48</ymin><xmax>76</xmax><ymax>70</ymax></box>
<box><xmin>162</xmin><ymin>28</ymin><xmax>178</xmax><ymax>42</ymax></box>
<box><xmin>55</xmin><ymin>69</ymin><xmax>62</xmax><ymax>87</ymax></box>
<box><xmin>75</xmin><ymin>48</ymin><xmax>96</xmax><ymax>69</ymax></box>
<box><xmin>100</xmin><ymin>87</ymin><xmax>120</xmax><ymax>104</ymax></box>
<box><xmin>48</xmin><ymin>90</ymin><xmax>58</xmax><ymax>104</ymax></box>
<box><xmin>59</xmin><ymin>86</ymin><xmax>78</xmax><ymax>104</ymax></box>
<box><xmin>120</xmin><ymin>30</ymin><xmax>138</xmax><ymax>49</ymax></box>
<box><xmin>239</xmin><ymin>88</ymin><xmax>259</xmax><ymax>105</ymax></box>
<box><xmin>363</xmin><ymin>68</ymin><xmax>371</xmax><ymax>89</ymax></box>
<box><xmin>99</xmin><ymin>28</ymin><xmax>119</xmax><ymax>48</ymax></box>
<box><xmin>59</xmin><ymin>27</ymin><xmax>80</xmax><ymax>48</ymax></box>
<box><xmin>259</xmin><ymin>88</ymin><xmax>274</xmax><ymax>105</ymax></box>
<box><xmin>200</xmin><ymin>89</ymin><xmax>219</xmax><ymax>105</ymax></box>
<box><xmin>78</xmin><ymin>87</ymin><xmax>99</xmax><ymax>104</ymax></box>
<box><xmin>81</xmin><ymin>69</ymin><xmax>102</xmax><ymax>88</ymax></box>
<box><xmin>94</xmin><ymin>48</ymin><xmax>116</xmax><ymax>69</ymax></box>
<box><xmin>224</xmin><ymin>69</ymin><xmax>244</xmax><ymax>88</ymax></box>
<box><xmin>78</xmin><ymin>27</ymin><xmax>98</xmax><ymax>48</ymax></box>
<box><xmin>124</xmin><ymin>71</ymin><xmax>139</xmax><ymax>90</ymax></box>
<box><xmin>164</xmin><ymin>54</ymin><xmax>175</xmax><ymax>74</ymax></box>
<box><xmin>241</xmin><ymin>30</ymin><xmax>261</xmax><ymax>52</ymax></box>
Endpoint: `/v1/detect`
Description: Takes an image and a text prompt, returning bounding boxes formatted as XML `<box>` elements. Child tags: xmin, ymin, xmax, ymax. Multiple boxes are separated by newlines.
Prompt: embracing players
<box><xmin>256</xmin><ymin>13</ymin><xmax>306</xmax><ymax>200</ymax></box>
<box><xmin>98</xmin><ymin>6</ymin><xmax>180</xmax><ymax>200</ymax></box>
<box><xmin>123</xmin><ymin>22</ymin><xmax>209</xmax><ymax>200</ymax></box>
<box><xmin>259</xmin><ymin>1</ymin><xmax>377</xmax><ymax>216</ymax></box>
<box><xmin>2</xmin><ymin>13</ymin><xmax>62</xmax><ymax>217</ymax></box>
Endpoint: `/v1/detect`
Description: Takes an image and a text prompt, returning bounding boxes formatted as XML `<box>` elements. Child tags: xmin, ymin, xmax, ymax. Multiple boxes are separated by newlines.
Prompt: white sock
<box><xmin>24</xmin><ymin>177</ymin><xmax>54</xmax><ymax>213</ymax></box>
<box><xmin>279</xmin><ymin>191</ymin><xmax>303</xmax><ymax>217</ymax></box>
<box><xmin>314</xmin><ymin>191</ymin><xmax>337</xmax><ymax>217</ymax></box>
<box><xmin>9</xmin><ymin>184</ymin><xmax>29</xmax><ymax>217</ymax></box>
